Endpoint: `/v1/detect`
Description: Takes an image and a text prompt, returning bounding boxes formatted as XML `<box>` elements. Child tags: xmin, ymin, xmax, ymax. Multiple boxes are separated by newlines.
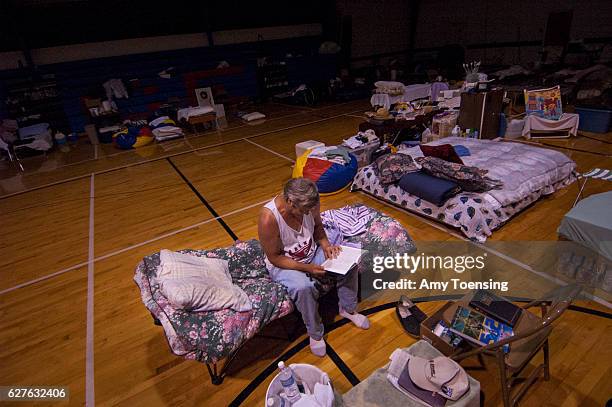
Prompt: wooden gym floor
<box><xmin>0</xmin><ymin>98</ymin><xmax>611</xmax><ymax>406</ymax></box>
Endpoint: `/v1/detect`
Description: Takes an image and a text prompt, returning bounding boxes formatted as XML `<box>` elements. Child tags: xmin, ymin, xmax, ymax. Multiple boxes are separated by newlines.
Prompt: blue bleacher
<box><xmin>0</xmin><ymin>36</ymin><xmax>337</xmax><ymax>133</ymax></box>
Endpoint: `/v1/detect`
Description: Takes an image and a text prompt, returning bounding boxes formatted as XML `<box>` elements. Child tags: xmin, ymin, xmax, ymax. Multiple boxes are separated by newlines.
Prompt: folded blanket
<box><xmin>416</xmin><ymin>156</ymin><xmax>503</xmax><ymax>192</ymax></box>
<box><xmin>398</xmin><ymin>171</ymin><xmax>461</xmax><ymax>206</ymax></box>
<box><xmin>374</xmin><ymin>153</ymin><xmax>419</xmax><ymax>185</ymax></box>
<box><xmin>420</xmin><ymin>144</ymin><xmax>464</xmax><ymax>164</ymax></box>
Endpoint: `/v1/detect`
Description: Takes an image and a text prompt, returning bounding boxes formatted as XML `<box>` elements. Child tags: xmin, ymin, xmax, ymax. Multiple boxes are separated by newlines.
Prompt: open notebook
<box><xmin>321</xmin><ymin>246</ymin><xmax>363</xmax><ymax>275</ymax></box>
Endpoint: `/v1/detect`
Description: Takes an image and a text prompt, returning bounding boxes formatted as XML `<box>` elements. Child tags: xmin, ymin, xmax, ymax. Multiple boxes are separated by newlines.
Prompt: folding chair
<box><xmin>0</xmin><ymin>134</ymin><xmax>24</xmax><ymax>171</ymax></box>
<box><xmin>573</xmin><ymin>168</ymin><xmax>612</xmax><ymax>206</ymax></box>
<box><xmin>451</xmin><ymin>284</ymin><xmax>582</xmax><ymax>407</ymax></box>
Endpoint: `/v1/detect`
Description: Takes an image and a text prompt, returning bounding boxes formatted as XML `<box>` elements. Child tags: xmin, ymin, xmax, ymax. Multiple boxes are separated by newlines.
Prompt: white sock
<box><xmin>309</xmin><ymin>337</ymin><xmax>326</xmax><ymax>357</ymax></box>
<box><xmin>340</xmin><ymin>308</ymin><xmax>370</xmax><ymax>329</ymax></box>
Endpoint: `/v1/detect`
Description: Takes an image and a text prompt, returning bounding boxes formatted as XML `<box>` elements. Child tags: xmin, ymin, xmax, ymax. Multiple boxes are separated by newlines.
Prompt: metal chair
<box><xmin>573</xmin><ymin>168</ymin><xmax>612</xmax><ymax>207</ymax></box>
<box><xmin>447</xmin><ymin>284</ymin><xmax>582</xmax><ymax>407</ymax></box>
<box><xmin>0</xmin><ymin>134</ymin><xmax>24</xmax><ymax>171</ymax></box>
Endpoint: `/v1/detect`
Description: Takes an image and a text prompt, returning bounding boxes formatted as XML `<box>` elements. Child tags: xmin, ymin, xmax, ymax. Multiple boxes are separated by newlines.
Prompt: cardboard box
<box><xmin>347</xmin><ymin>140</ymin><xmax>380</xmax><ymax>168</ymax></box>
<box><xmin>420</xmin><ymin>301</ymin><xmax>463</xmax><ymax>357</ymax></box>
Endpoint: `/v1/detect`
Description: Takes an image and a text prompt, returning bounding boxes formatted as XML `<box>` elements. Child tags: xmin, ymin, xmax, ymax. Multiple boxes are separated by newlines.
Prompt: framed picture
<box><xmin>524</xmin><ymin>85</ymin><xmax>562</xmax><ymax>120</ymax></box>
<box><xmin>195</xmin><ymin>87</ymin><xmax>214</xmax><ymax>108</ymax></box>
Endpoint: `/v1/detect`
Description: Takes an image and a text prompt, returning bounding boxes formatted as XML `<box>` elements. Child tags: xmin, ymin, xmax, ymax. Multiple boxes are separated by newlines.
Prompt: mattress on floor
<box><xmin>351</xmin><ymin>138</ymin><xmax>576</xmax><ymax>242</ymax></box>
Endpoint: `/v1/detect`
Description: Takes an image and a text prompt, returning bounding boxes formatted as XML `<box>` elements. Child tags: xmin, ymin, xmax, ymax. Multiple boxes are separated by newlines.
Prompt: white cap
<box><xmin>408</xmin><ymin>355</ymin><xmax>469</xmax><ymax>400</ymax></box>
<box><xmin>278</xmin><ymin>361</ymin><xmax>286</xmax><ymax>369</ymax></box>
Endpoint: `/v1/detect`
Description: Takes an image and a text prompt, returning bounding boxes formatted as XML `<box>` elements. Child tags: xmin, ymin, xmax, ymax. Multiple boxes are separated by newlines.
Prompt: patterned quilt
<box><xmin>352</xmin><ymin>139</ymin><xmax>576</xmax><ymax>242</ymax></box>
<box><xmin>134</xmin><ymin>206</ymin><xmax>416</xmax><ymax>365</ymax></box>
<box><xmin>134</xmin><ymin>240</ymin><xmax>294</xmax><ymax>364</ymax></box>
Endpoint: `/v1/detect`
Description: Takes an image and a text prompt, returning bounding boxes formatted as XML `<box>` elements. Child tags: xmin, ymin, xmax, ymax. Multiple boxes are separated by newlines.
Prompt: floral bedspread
<box><xmin>322</xmin><ymin>204</ymin><xmax>417</xmax><ymax>270</ymax></box>
<box><xmin>352</xmin><ymin>165</ymin><xmax>576</xmax><ymax>242</ymax></box>
<box><xmin>134</xmin><ymin>239</ymin><xmax>294</xmax><ymax>364</ymax></box>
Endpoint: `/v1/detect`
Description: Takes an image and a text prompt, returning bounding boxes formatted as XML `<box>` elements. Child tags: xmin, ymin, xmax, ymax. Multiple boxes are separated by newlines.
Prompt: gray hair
<box><xmin>283</xmin><ymin>178</ymin><xmax>319</xmax><ymax>209</ymax></box>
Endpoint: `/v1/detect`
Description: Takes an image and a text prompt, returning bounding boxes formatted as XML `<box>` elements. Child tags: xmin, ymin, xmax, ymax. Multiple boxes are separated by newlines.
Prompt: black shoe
<box><xmin>396</xmin><ymin>295</ymin><xmax>428</xmax><ymax>336</ymax></box>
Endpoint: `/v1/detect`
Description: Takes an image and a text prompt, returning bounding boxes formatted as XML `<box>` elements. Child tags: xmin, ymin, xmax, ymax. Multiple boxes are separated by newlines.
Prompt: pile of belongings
<box><xmin>342</xmin><ymin>129</ymin><xmax>379</xmax><ymax>149</ymax></box>
<box><xmin>12</xmin><ymin>122</ymin><xmax>54</xmax><ymax>156</ymax></box>
<box><xmin>387</xmin><ymin>348</ymin><xmax>470</xmax><ymax>405</ymax></box>
<box><xmin>177</xmin><ymin>106</ymin><xmax>215</xmax><ymax>123</ymax></box>
<box><xmin>308</xmin><ymin>146</ymin><xmax>353</xmax><ymax>165</ymax></box>
<box><xmin>374</xmin><ymin>81</ymin><xmax>405</xmax><ymax>96</ymax></box>
<box><xmin>371</xmin><ymin>144</ymin><xmax>502</xmax><ymax>206</ymax></box>
<box><xmin>149</xmin><ymin>116</ymin><xmax>183</xmax><ymax>142</ymax></box>
<box><xmin>112</xmin><ymin>120</ymin><xmax>154</xmax><ymax>149</ymax></box>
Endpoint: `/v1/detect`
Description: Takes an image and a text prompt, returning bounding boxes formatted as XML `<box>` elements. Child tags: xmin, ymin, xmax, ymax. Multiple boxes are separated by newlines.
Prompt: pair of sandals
<box><xmin>395</xmin><ymin>295</ymin><xmax>427</xmax><ymax>336</ymax></box>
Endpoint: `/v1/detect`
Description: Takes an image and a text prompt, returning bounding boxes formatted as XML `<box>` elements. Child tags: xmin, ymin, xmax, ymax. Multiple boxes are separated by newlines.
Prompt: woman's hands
<box><xmin>323</xmin><ymin>245</ymin><xmax>342</xmax><ymax>260</ymax></box>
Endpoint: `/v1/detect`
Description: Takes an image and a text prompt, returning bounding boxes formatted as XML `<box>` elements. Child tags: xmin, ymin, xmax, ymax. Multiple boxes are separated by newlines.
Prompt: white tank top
<box><xmin>264</xmin><ymin>196</ymin><xmax>317</xmax><ymax>269</ymax></box>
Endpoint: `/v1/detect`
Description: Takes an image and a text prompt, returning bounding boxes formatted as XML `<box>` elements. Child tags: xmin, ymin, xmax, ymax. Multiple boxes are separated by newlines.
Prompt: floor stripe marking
<box><xmin>0</xmin><ymin>199</ymin><xmax>268</xmax><ymax>295</ymax></box>
<box><xmin>244</xmin><ymin>139</ymin><xmax>295</xmax><ymax>162</ymax></box>
<box><xmin>86</xmin><ymin>174</ymin><xmax>95</xmax><ymax>406</ymax></box>
<box><xmin>166</xmin><ymin>157</ymin><xmax>239</xmax><ymax>241</ymax></box>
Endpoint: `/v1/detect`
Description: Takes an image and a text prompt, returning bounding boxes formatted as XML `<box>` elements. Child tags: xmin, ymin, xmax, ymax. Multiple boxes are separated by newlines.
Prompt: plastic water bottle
<box><xmin>277</xmin><ymin>361</ymin><xmax>301</xmax><ymax>403</ymax></box>
<box><xmin>451</xmin><ymin>125</ymin><xmax>460</xmax><ymax>137</ymax></box>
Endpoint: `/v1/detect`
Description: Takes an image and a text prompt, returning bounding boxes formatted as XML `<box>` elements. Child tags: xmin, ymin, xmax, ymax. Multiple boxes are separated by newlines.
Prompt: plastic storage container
<box><xmin>347</xmin><ymin>140</ymin><xmax>380</xmax><ymax>168</ymax></box>
<box><xmin>295</xmin><ymin>140</ymin><xmax>325</xmax><ymax>159</ymax></box>
<box><xmin>432</xmin><ymin>111</ymin><xmax>459</xmax><ymax>138</ymax></box>
<box><xmin>575</xmin><ymin>107</ymin><xmax>612</xmax><ymax>133</ymax></box>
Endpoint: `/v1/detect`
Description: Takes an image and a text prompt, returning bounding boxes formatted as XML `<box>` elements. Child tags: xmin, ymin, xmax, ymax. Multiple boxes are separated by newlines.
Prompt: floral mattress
<box><xmin>352</xmin><ymin>138</ymin><xmax>577</xmax><ymax>242</ymax></box>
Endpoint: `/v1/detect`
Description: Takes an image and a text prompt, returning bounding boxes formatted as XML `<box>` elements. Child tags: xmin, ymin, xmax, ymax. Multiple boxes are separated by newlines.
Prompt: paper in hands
<box><xmin>321</xmin><ymin>245</ymin><xmax>363</xmax><ymax>275</ymax></box>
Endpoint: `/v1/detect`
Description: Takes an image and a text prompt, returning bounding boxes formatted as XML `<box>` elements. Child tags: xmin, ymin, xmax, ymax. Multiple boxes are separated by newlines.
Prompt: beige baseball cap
<box><xmin>408</xmin><ymin>355</ymin><xmax>469</xmax><ymax>401</ymax></box>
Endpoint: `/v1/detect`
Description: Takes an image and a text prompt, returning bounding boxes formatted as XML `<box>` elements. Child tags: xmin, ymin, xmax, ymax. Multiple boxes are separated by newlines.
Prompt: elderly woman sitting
<box><xmin>258</xmin><ymin>178</ymin><xmax>369</xmax><ymax>357</ymax></box>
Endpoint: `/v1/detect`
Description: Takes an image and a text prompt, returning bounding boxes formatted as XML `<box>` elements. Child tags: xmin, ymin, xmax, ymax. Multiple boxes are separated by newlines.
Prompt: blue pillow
<box><xmin>453</xmin><ymin>145</ymin><xmax>471</xmax><ymax>157</ymax></box>
<box><xmin>398</xmin><ymin>171</ymin><xmax>461</xmax><ymax>206</ymax></box>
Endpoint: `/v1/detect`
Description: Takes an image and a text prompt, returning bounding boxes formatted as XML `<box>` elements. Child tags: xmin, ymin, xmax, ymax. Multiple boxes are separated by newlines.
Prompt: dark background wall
<box><xmin>2</xmin><ymin>0</ymin><xmax>611</xmax><ymax>70</ymax></box>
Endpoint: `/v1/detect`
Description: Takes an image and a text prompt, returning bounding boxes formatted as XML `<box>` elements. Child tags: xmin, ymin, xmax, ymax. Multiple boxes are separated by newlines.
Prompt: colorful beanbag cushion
<box><xmin>293</xmin><ymin>150</ymin><xmax>359</xmax><ymax>194</ymax></box>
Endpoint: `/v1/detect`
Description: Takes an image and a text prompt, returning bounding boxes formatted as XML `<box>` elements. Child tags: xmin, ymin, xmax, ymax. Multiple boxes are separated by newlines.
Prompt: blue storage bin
<box><xmin>576</xmin><ymin>107</ymin><xmax>612</xmax><ymax>133</ymax></box>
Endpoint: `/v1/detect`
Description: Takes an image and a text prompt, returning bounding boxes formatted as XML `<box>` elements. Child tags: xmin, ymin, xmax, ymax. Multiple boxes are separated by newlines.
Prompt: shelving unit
<box><xmin>257</xmin><ymin>60</ymin><xmax>289</xmax><ymax>101</ymax></box>
<box><xmin>4</xmin><ymin>78</ymin><xmax>68</xmax><ymax>132</ymax></box>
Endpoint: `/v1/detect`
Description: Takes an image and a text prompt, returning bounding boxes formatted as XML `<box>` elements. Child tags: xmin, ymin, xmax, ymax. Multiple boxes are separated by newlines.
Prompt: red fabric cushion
<box><xmin>303</xmin><ymin>158</ymin><xmax>333</xmax><ymax>182</ymax></box>
<box><xmin>419</xmin><ymin>144</ymin><xmax>464</xmax><ymax>164</ymax></box>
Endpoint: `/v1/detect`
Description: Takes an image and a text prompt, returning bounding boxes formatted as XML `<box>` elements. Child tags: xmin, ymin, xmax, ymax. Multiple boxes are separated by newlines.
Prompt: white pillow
<box><xmin>158</xmin><ymin>250</ymin><xmax>252</xmax><ymax>312</ymax></box>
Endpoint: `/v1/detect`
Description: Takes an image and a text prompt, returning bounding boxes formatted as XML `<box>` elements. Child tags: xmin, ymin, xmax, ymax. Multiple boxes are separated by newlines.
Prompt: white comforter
<box><xmin>420</xmin><ymin>137</ymin><xmax>576</xmax><ymax>207</ymax></box>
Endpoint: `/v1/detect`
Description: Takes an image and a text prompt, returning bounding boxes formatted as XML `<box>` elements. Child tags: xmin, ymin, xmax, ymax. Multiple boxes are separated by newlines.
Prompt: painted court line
<box><xmin>0</xmin><ymin>108</ymin><xmax>365</xmax><ymax>200</ymax></box>
<box><xmin>86</xmin><ymin>174</ymin><xmax>95</xmax><ymax>407</ymax></box>
<box><xmin>344</xmin><ymin>114</ymin><xmax>366</xmax><ymax>119</ymax></box>
<box><xmin>0</xmin><ymin>199</ymin><xmax>270</xmax><ymax>295</ymax></box>
<box><xmin>244</xmin><ymin>139</ymin><xmax>295</xmax><ymax>162</ymax></box>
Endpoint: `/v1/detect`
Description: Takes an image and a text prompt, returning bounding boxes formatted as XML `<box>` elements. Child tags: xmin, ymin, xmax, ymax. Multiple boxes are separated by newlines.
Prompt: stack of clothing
<box><xmin>309</xmin><ymin>146</ymin><xmax>352</xmax><ymax>165</ymax></box>
<box><xmin>321</xmin><ymin>205</ymin><xmax>375</xmax><ymax>238</ymax></box>
<box><xmin>149</xmin><ymin>116</ymin><xmax>183</xmax><ymax>142</ymax></box>
<box><xmin>342</xmin><ymin>129</ymin><xmax>379</xmax><ymax>149</ymax></box>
